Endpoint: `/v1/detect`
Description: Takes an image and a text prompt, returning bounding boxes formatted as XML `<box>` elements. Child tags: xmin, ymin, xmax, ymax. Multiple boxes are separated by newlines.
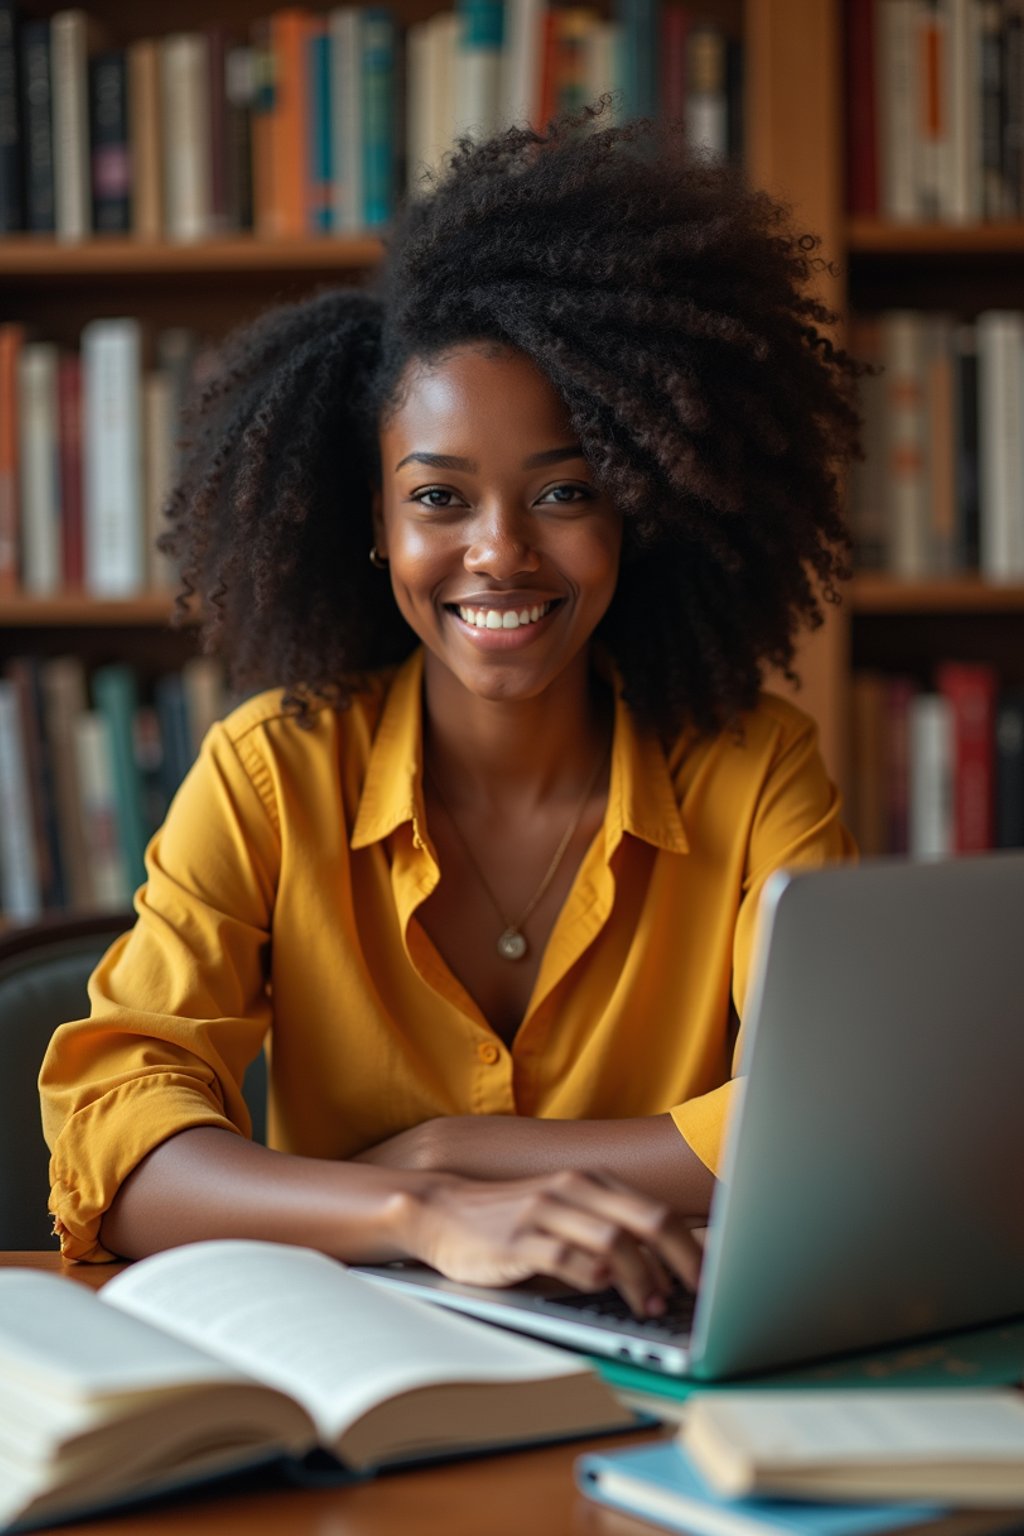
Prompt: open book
<box><xmin>0</xmin><ymin>1239</ymin><xmax>637</xmax><ymax>1531</ymax></box>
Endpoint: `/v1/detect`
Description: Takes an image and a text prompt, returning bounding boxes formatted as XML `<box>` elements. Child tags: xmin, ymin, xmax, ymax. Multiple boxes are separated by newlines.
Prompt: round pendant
<box><xmin>497</xmin><ymin>928</ymin><xmax>528</xmax><ymax>961</ymax></box>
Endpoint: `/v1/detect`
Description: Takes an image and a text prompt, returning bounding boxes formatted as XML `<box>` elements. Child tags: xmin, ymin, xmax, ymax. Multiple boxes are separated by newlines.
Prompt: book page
<box><xmin>0</xmin><ymin>1270</ymin><xmax>250</xmax><ymax>1403</ymax></box>
<box><xmin>102</xmin><ymin>1240</ymin><xmax>589</xmax><ymax>1447</ymax></box>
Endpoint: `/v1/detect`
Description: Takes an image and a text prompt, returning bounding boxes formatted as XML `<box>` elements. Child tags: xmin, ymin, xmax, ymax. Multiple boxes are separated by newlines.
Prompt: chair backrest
<box><xmin>0</xmin><ymin>914</ymin><xmax>267</xmax><ymax>1250</ymax></box>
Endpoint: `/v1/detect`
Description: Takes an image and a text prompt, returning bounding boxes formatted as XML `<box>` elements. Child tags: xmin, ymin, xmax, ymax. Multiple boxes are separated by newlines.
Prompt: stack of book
<box><xmin>848</xmin><ymin>310</ymin><xmax>1024</xmax><ymax>584</ymax></box>
<box><xmin>846</xmin><ymin>0</ymin><xmax>1024</xmax><ymax>224</ymax></box>
<box><xmin>0</xmin><ymin>1</ymin><xmax>743</xmax><ymax>243</ymax></box>
<box><xmin>0</xmin><ymin>320</ymin><xmax>208</xmax><ymax>601</ymax></box>
<box><xmin>850</xmin><ymin>662</ymin><xmax>1024</xmax><ymax>858</ymax></box>
<box><xmin>0</xmin><ymin>654</ymin><xmax>229</xmax><ymax>925</ymax></box>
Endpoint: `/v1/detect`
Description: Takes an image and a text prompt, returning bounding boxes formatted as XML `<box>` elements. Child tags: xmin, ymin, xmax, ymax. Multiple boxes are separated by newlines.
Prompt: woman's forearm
<box><xmin>355</xmin><ymin>1114</ymin><xmax>717</xmax><ymax>1216</ymax></box>
<box><xmin>99</xmin><ymin>1126</ymin><xmax>430</xmax><ymax>1263</ymax></box>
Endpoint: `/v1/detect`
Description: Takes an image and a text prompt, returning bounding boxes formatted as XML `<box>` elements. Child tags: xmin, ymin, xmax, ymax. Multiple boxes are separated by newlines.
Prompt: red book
<box><xmin>57</xmin><ymin>352</ymin><xmax>83</xmax><ymax>591</ymax></box>
<box><xmin>937</xmin><ymin>662</ymin><xmax>998</xmax><ymax>852</ymax></box>
<box><xmin>660</xmin><ymin>4</ymin><xmax>692</xmax><ymax>126</ymax></box>
<box><xmin>0</xmin><ymin>323</ymin><xmax>25</xmax><ymax>596</ymax></box>
<box><xmin>206</xmin><ymin>26</ymin><xmax>230</xmax><ymax>236</ymax></box>
<box><xmin>537</xmin><ymin>10</ymin><xmax>559</xmax><ymax>131</ymax></box>
<box><xmin>845</xmin><ymin>0</ymin><xmax>879</xmax><ymax>215</ymax></box>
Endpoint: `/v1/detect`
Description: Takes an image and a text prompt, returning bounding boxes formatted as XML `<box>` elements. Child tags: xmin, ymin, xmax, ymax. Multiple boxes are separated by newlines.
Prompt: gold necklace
<box><xmin>424</xmin><ymin>746</ymin><xmax>610</xmax><ymax>962</ymax></box>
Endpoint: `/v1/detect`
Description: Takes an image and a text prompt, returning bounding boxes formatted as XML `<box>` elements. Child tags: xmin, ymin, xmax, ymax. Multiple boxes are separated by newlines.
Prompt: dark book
<box><xmin>845</xmin><ymin>0</ymin><xmax>878</xmax><ymax>216</ymax></box>
<box><xmin>1005</xmin><ymin>2</ymin><xmax>1024</xmax><ymax>217</ymax></box>
<box><xmin>725</xmin><ymin>33</ymin><xmax>743</xmax><ymax>164</ymax></box>
<box><xmin>88</xmin><ymin>48</ymin><xmax>130</xmax><ymax>232</ymax></box>
<box><xmin>952</xmin><ymin>323</ymin><xmax>980</xmax><ymax>571</ymax></box>
<box><xmin>225</xmin><ymin>42</ymin><xmax>255</xmax><ymax>231</ymax></box>
<box><xmin>19</xmin><ymin>18</ymin><xmax>54</xmax><ymax>232</ymax></box>
<box><xmin>937</xmin><ymin>661</ymin><xmax>998</xmax><ymax>853</ymax></box>
<box><xmin>978</xmin><ymin>0</ymin><xmax>1007</xmax><ymax>218</ymax></box>
<box><xmin>0</xmin><ymin>0</ymin><xmax>23</xmax><ymax>232</ymax></box>
<box><xmin>5</xmin><ymin>654</ymin><xmax>67</xmax><ymax>910</ymax></box>
<box><xmin>996</xmin><ymin>690</ymin><xmax>1024</xmax><ymax>849</ymax></box>
<box><xmin>206</xmin><ymin>25</ymin><xmax>230</xmax><ymax>235</ymax></box>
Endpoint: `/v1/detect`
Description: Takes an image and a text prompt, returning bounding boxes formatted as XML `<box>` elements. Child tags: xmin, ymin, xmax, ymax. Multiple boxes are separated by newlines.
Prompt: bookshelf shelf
<box><xmin>0</xmin><ymin>235</ymin><xmax>385</xmax><ymax>280</ymax></box>
<box><xmin>0</xmin><ymin>595</ymin><xmax>184</xmax><ymax>626</ymax></box>
<box><xmin>847</xmin><ymin>220</ymin><xmax>1024</xmax><ymax>256</ymax></box>
<box><xmin>849</xmin><ymin>578</ymin><xmax>1024</xmax><ymax>615</ymax></box>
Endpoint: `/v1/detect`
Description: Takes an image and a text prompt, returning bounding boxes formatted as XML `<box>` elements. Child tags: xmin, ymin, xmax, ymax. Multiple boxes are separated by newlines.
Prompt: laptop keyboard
<box><xmin>546</xmin><ymin>1285</ymin><xmax>695</xmax><ymax>1336</ymax></box>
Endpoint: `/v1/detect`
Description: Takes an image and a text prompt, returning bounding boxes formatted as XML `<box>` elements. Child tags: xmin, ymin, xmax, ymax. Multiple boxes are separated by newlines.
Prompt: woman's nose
<box><xmin>463</xmin><ymin>507</ymin><xmax>541</xmax><ymax>578</ymax></box>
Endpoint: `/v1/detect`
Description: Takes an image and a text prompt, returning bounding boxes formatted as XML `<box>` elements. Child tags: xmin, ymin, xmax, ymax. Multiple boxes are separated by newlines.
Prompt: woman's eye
<box><xmin>541</xmin><ymin>483</ymin><xmax>593</xmax><ymax>505</ymax></box>
<box><xmin>410</xmin><ymin>487</ymin><xmax>460</xmax><ymax>508</ymax></box>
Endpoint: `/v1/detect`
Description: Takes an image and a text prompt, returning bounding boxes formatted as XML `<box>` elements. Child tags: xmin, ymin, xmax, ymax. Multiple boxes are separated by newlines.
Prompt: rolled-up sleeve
<box><xmin>669</xmin><ymin>708</ymin><xmax>857</xmax><ymax>1176</ymax></box>
<box><xmin>39</xmin><ymin>719</ymin><xmax>280</xmax><ymax>1261</ymax></box>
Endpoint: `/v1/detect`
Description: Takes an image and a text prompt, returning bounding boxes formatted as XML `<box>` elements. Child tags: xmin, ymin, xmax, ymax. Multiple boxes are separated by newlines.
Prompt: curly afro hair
<box><xmin>161</xmin><ymin>104</ymin><xmax>867</xmax><ymax>738</ymax></box>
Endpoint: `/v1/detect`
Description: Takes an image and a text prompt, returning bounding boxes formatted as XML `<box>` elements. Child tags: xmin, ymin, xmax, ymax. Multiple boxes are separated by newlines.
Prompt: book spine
<box><xmin>39</xmin><ymin>655</ymin><xmax>94</xmax><ymax>911</ymax></box>
<box><xmin>92</xmin><ymin>664</ymin><xmax>149</xmax><ymax>893</ymax></box>
<box><xmin>501</xmin><ymin>0</ymin><xmax>544</xmax><ymax>130</ymax></box>
<box><xmin>660</xmin><ymin>4</ymin><xmax>691</xmax><ymax>127</ymax></box>
<box><xmin>20</xmin><ymin>20</ymin><xmax>55</xmax><ymax>234</ymax></box>
<box><xmin>947</xmin><ymin>0</ymin><xmax>980</xmax><ymax>221</ymax></box>
<box><xmin>206</xmin><ymin>25</ymin><xmax>230</xmax><ymax>236</ymax></box>
<box><xmin>977</xmin><ymin>309</ymin><xmax>1024</xmax><ymax>578</ymax></box>
<box><xmin>248</xmin><ymin>18</ymin><xmax>274</xmax><ymax>236</ymax></box>
<box><xmin>89</xmin><ymin>49</ymin><xmax>130</xmax><ymax>232</ymax></box>
<box><xmin>143</xmin><ymin>370</ymin><xmax>177</xmax><ymax>591</ymax></box>
<box><xmin>224</xmin><ymin>44</ymin><xmax>255</xmax><ymax>232</ymax></box>
<box><xmin>82</xmin><ymin>318</ymin><xmax>145</xmax><ymax>597</ymax></box>
<box><xmin>886</xmin><ymin>675</ymin><xmax>918</xmax><ymax>853</ymax></box>
<box><xmin>0</xmin><ymin>0</ymin><xmax>23</xmax><ymax>233</ymax></box>
<box><xmin>937</xmin><ymin>660</ymin><xmax>998</xmax><ymax>850</ymax></box>
<box><xmin>977</xmin><ymin>0</ymin><xmax>1007</xmax><ymax>216</ymax></box>
<box><xmin>878</xmin><ymin>0</ymin><xmax>919</xmax><ymax>220</ymax></box>
<box><xmin>329</xmin><ymin>8</ymin><xmax>362</xmax><ymax>232</ymax></box>
<box><xmin>882</xmin><ymin>311</ymin><xmax>930</xmax><ymax>576</ymax></box>
<box><xmin>456</xmin><ymin>0</ymin><xmax>504</xmax><ymax>140</ymax></box>
<box><xmin>553</xmin><ymin>9</ymin><xmax>593</xmax><ymax>118</ymax></box>
<box><xmin>268</xmin><ymin>8</ymin><xmax>313</xmax><ymax>239</ymax></box>
<box><xmin>17</xmin><ymin>342</ymin><xmax>62</xmax><ymax>595</ymax></box>
<box><xmin>51</xmin><ymin>8</ymin><xmax>94</xmax><ymax>241</ymax></box>
<box><xmin>922</xmin><ymin>313</ymin><xmax>957</xmax><ymax>573</ymax></box>
<box><xmin>154</xmin><ymin>671</ymin><xmax>191</xmax><ymax>802</ymax></box>
<box><xmin>585</xmin><ymin>22</ymin><xmax>620</xmax><ymax>123</ymax></box>
<box><xmin>846</xmin><ymin>0</ymin><xmax>879</xmax><ymax>214</ymax></box>
<box><xmin>361</xmin><ymin>9</ymin><xmax>395</xmax><ymax>228</ymax></box>
<box><xmin>6</xmin><ymin>655</ymin><xmax>67</xmax><ymax>910</ymax></box>
<box><xmin>72</xmin><ymin>710</ymin><xmax>129</xmax><ymax>908</ymax></box>
<box><xmin>160</xmin><ymin>33</ymin><xmax>212</xmax><ymax>242</ymax></box>
<box><xmin>58</xmin><ymin>351</ymin><xmax>83</xmax><ymax>589</ymax></box>
<box><xmin>995</xmin><ymin>690</ymin><xmax>1024</xmax><ymax>847</ymax></box>
<box><xmin>686</xmin><ymin>24</ymin><xmax>728</xmax><ymax>162</ymax></box>
<box><xmin>1005</xmin><ymin>0</ymin><xmax>1024</xmax><ymax>216</ymax></box>
<box><xmin>951</xmin><ymin>321</ymin><xmax>980</xmax><ymax>568</ymax></box>
<box><xmin>0</xmin><ymin>323</ymin><xmax>23</xmax><ymax>597</ymax></box>
<box><xmin>0</xmin><ymin>679</ymin><xmax>42</xmax><ymax>921</ymax></box>
<box><xmin>847</xmin><ymin>316</ymin><xmax>888</xmax><ymax>569</ymax></box>
<box><xmin>851</xmin><ymin>672</ymin><xmax>888</xmax><ymax>854</ymax></box>
<box><xmin>307</xmin><ymin>25</ymin><xmax>333</xmax><ymax>231</ymax></box>
<box><xmin>908</xmin><ymin>690</ymin><xmax>955</xmax><ymax>857</ymax></box>
<box><xmin>127</xmin><ymin>38</ymin><xmax>161</xmax><ymax>240</ymax></box>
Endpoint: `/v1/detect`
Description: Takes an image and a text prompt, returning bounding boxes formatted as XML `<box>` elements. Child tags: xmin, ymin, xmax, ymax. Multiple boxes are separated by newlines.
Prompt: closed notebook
<box><xmin>576</xmin><ymin>1440</ymin><xmax>957</xmax><ymax>1536</ymax></box>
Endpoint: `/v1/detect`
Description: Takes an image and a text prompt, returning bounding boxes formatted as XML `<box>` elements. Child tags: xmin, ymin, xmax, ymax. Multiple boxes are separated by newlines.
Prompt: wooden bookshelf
<box><xmin>0</xmin><ymin>235</ymin><xmax>385</xmax><ymax>279</ymax></box>
<box><xmin>849</xmin><ymin>578</ymin><xmax>1024</xmax><ymax>616</ymax></box>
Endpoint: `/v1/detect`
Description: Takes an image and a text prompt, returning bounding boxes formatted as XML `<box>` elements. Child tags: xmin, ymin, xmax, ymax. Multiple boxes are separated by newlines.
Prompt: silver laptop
<box><xmin>358</xmin><ymin>853</ymin><xmax>1024</xmax><ymax>1379</ymax></box>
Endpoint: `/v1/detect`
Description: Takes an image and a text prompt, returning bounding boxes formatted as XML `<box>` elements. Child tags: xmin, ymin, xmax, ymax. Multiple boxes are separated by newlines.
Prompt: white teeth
<box><xmin>455</xmin><ymin>601</ymin><xmax>553</xmax><ymax>631</ymax></box>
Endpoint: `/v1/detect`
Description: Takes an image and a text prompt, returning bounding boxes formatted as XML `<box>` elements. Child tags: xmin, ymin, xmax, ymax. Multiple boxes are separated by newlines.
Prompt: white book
<box><xmin>881</xmin><ymin>311</ymin><xmax>930</xmax><ymax>577</ymax></box>
<box><xmin>976</xmin><ymin>310</ymin><xmax>1024</xmax><ymax>580</ymax></box>
<box><xmin>915</xmin><ymin>0</ymin><xmax>952</xmax><ymax>219</ymax></box>
<box><xmin>72</xmin><ymin>710</ymin><xmax>129</xmax><ymax>906</ymax></box>
<box><xmin>0</xmin><ymin>680</ymin><xmax>43</xmax><ymax>922</ymax></box>
<box><xmin>82</xmin><ymin>318</ymin><xmax>145</xmax><ymax>598</ymax></box>
<box><xmin>159</xmin><ymin>34</ymin><xmax>212</xmax><ymax>243</ymax></box>
<box><xmin>501</xmin><ymin>0</ymin><xmax>544</xmax><ymax>129</ymax></box>
<box><xmin>0</xmin><ymin>1241</ymin><xmax>631</xmax><ymax>1532</ymax></box>
<box><xmin>877</xmin><ymin>0</ymin><xmax>920</xmax><ymax>221</ymax></box>
<box><xmin>405</xmin><ymin>20</ymin><xmax>433</xmax><ymax>192</ymax></box>
<box><xmin>909</xmin><ymin>692</ymin><xmax>954</xmax><ymax>858</ymax></box>
<box><xmin>686</xmin><ymin>27</ymin><xmax>729</xmax><ymax>163</ymax></box>
<box><xmin>585</xmin><ymin>23</ymin><xmax>620</xmax><ymax>122</ymax></box>
<box><xmin>683</xmin><ymin>1389</ymin><xmax>1024</xmax><ymax>1504</ymax></box>
<box><xmin>39</xmin><ymin>656</ymin><xmax>94</xmax><ymax>911</ymax></box>
<box><xmin>329</xmin><ymin>8</ymin><xmax>364</xmax><ymax>232</ymax></box>
<box><xmin>427</xmin><ymin>13</ymin><xmax>460</xmax><ymax>175</ymax></box>
<box><xmin>946</xmin><ymin>0</ymin><xmax>983</xmax><ymax>222</ymax></box>
<box><xmin>50</xmin><ymin>9</ymin><xmax>94</xmax><ymax>241</ymax></box>
<box><xmin>454</xmin><ymin>16</ymin><xmax>503</xmax><ymax>143</ymax></box>
<box><xmin>143</xmin><ymin>370</ymin><xmax>177</xmax><ymax>592</ymax></box>
<box><xmin>17</xmin><ymin>342</ymin><xmax>62</xmax><ymax>595</ymax></box>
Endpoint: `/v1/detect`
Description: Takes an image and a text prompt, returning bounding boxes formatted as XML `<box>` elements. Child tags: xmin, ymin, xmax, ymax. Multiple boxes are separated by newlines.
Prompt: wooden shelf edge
<box><xmin>0</xmin><ymin>594</ymin><xmax>193</xmax><ymax>626</ymax></box>
<box><xmin>847</xmin><ymin>218</ymin><xmax>1024</xmax><ymax>255</ymax></box>
<box><xmin>0</xmin><ymin>233</ymin><xmax>385</xmax><ymax>277</ymax></box>
<box><xmin>849</xmin><ymin>575</ymin><xmax>1024</xmax><ymax>613</ymax></box>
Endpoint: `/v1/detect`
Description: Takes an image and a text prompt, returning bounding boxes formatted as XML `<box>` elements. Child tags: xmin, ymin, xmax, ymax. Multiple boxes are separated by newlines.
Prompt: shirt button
<box><xmin>477</xmin><ymin>1041</ymin><xmax>501</xmax><ymax>1066</ymax></box>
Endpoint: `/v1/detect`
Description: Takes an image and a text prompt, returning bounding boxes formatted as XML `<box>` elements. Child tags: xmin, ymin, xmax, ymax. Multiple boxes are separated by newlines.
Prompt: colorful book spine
<box><xmin>17</xmin><ymin>343</ymin><xmax>62</xmax><ymax>595</ymax></box>
<box><xmin>908</xmin><ymin>691</ymin><xmax>954</xmax><ymax>859</ymax></box>
<box><xmin>0</xmin><ymin>679</ymin><xmax>42</xmax><ymax>922</ymax></box>
<box><xmin>329</xmin><ymin>7</ymin><xmax>362</xmax><ymax>232</ymax></box>
<box><xmin>268</xmin><ymin>8</ymin><xmax>315</xmax><ymax>238</ymax></box>
<box><xmin>0</xmin><ymin>323</ymin><xmax>23</xmax><ymax>596</ymax></box>
<box><xmin>20</xmin><ymin>19</ymin><xmax>55</xmax><ymax>234</ymax></box>
<box><xmin>57</xmin><ymin>352</ymin><xmax>83</xmax><ymax>588</ymax></box>
<box><xmin>456</xmin><ymin>0</ymin><xmax>504</xmax><ymax>141</ymax></box>
<box><xmin>361</xmin><ymin>9</ymin><xmax>395</xmax><ymax>228</ymax></box>
<box><xmin>72</xmin><ymin>710</ymin><xmax>128</xmax><ymax>908</ymax></box>
<box><xmin>937</xmin><ymin>661</ymin><xmax>997</xmax><ymax>852</ymax></box>
<box><xmin>89</xmin><ymin>49</ymin><xmax>130</xmax><ymax>232</ymax></box>
<box><xmin>82</xmin><ymin>317</ymin><xmax>144</xmax><ymax>597</ymax></box>
<box><xmin>51</xmin><ymin>8</ymin><xmax>97</xmax><ymax>241</ymax></box>
<box><xmin>996</xmin><ymin>690</ymin><xmax>1024</xmax><ymax>849</ymax></box>
<box><xmin>844</xmin><ymin>0</ymin><xmax>878</xmax><ymax>217</ymax></box>
<box><xmin>0</xmin><ymin>0</ymin><xmax>22</xmax><ymax>233</ymax></box>
<box><xmin>976</xmin><ymin>310</ymin><xmax>1024</xmax><ymax>580</ymax></box>
<box><xmin>128</xmin><ymin>38</ymin><xmax>162</xmax><ymax>240</ymax></box>
<box><xmin>92</xmin><ymin>664</ymin><xmax>149</xmax><ymax>894</ymax></box>
<box><xmin>160</xmin><ymin>33</ymin><xmax>212</xmax><ymax>242</ymax></box>
<box><xmin>39</xmin><ymin>655</ymin><xmax>94</xmax><ymax>911</ymax></box>
<box><xmin>308</xmin><ymin>24</ymin><xmax>333</xmax><ymax>232</ymax></box>
<box><xmin>206</xmin><ymin>25</ymin><xmax>230</xmax><ymax>236</ymax></box>
<box><xmin>686</xmin><ymin>24</ymin><xmax>729</xmax><ymax>161</ymax></box>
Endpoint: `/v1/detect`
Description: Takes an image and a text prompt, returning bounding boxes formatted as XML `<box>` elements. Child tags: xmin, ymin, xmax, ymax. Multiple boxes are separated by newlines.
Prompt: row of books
<box><xmin>0</xmin><ymin>321</ymin><xmax>214</xmax><ymax>599</ymax></box>
<box><xmin>846</xmin><ymin>0</ymin><xmax>1024</xmax><ymax>223</ymax></box>
<box><xmin>849</xmin><ymin>661</ymin><xmax>1024</xmax><ymax>858</ymax></box>
<box><xmin>0</xmin><ymin>654</ymin><xmax>230</xmax><ymax>924</ymax></box>
<box><xmin>848</xmin><ymin>309</ymin><xmax>1024</xmax><ymax>581</ymax></box>
<box><xmin>0</xmin><ymin>2</ymin><xmax>742</xmax><ymax>244</ymax></box>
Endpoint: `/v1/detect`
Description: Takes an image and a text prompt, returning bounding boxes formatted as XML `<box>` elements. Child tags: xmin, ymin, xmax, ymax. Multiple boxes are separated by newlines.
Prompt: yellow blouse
<box><xmin>40</xmin><ymin>649</ymin><xmax>855</xmax><ymax>1261</ymax></box>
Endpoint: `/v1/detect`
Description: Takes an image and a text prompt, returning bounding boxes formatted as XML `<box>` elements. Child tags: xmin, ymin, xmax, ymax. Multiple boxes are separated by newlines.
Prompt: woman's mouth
<box><xmin>451</xmin><ymin>600</ymin><xmax>557</xmax><ymax>631</ymax></box>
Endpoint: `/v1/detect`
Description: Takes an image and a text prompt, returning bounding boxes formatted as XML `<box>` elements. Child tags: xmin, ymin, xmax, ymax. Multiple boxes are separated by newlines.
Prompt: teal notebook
<box><xmin>592</xmin><ymin>1318</ymin><xmax>1024</xmax><ymax>1403</ymax></box>
<box><xmin>576</xmin><ymin>1441</ymin><xmax>944</xmax><ymax>1536</ymax></box>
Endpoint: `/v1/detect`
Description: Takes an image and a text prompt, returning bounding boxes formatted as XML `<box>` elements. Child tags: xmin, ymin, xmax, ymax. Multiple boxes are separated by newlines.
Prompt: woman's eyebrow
<box><xmin>394</xmin><ymin>445</ymin><xmax>585</xmax><ymax>473</ymax></box>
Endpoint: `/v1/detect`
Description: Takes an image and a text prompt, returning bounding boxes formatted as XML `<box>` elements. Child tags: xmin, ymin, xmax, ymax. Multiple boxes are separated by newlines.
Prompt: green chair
<box><xmin>0</xmin><ymin>913</ymin><xmax>267</xmax><ymax>1250</ymax></box>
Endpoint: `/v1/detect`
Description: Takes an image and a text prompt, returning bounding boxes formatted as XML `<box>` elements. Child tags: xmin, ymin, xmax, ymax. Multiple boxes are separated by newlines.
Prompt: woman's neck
<box><xmin>421</xmin><ymin>649</ymin><xmax>612</xmax><ymax>811</ymax></box>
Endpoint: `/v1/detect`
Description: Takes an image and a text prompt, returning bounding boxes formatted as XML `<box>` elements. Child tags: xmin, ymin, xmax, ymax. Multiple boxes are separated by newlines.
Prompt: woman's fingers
<box><xmin>544</xmin><ymin>1168</ymin><xmax>705</xmax><ymax>1294</ymax></box>
<box><xmin>530</xmin><ymin>1194</ymin><xmax>672</xmax><ymax>1318</ymax></box>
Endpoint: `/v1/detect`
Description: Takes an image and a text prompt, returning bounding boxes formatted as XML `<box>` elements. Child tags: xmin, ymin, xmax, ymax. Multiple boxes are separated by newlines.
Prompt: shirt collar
<box><xmin>350</xmin><ymin>647</ymin><xmax>689</xmax><ymax>857</ymax></box>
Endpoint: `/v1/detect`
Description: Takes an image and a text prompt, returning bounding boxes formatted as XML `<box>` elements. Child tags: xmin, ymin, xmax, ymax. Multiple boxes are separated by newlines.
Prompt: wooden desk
<box><xmin>1</xmin><ymin>1252</ymin><xmax>665</xmax><ymax>1536</ymax></box>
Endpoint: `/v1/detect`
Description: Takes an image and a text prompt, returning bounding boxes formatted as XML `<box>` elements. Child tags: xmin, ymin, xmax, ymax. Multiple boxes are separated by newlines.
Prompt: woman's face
<box><xmin>374</xmin><ymin>344</ymin><xmax>623</xmax><ymax>706</ymax></box>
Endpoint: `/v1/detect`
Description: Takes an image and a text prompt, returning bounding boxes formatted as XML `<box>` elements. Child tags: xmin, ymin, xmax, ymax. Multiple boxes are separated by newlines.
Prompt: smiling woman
<box><xmin>40</xmin><ymin>105</ymin><xmax>862</xmax><ymax>1319</ymax></box>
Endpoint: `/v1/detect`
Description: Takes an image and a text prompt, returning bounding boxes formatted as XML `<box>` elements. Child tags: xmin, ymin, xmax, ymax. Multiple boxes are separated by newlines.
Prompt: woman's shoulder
<box><xmin>665</xmin><ymin>688</ymin><xmax>823</xmax><ymax>774</ymax></box>
<box><xmin>218</xmin><ymin>672</ymin><xmax>396</xmax><ymax>752</ymax></box>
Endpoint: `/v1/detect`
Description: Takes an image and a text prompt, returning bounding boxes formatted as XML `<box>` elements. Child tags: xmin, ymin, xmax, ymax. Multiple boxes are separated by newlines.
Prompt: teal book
<box><xmin>92</xmin><ymin>664</ymin><xmax>149</xmax><ymax>893</ymax></box>
<box><xmin>576</xmin><ymin>1441</ymin><xmax>944</xmax><ymax>1536</ymax></box>
<box><xmin>614</xmin><ymin>0</ymin><xmax>657</xmax><ymax>119</ymax></box>
<box><xmin>360</xmin><ymin>9</ymin><xmax>394</xmax><ymax>228</ymax></box>
<box><xmin>308</xmin><ymin>29</ymin><xmax>333</xmax><ymax>232</ymax></box>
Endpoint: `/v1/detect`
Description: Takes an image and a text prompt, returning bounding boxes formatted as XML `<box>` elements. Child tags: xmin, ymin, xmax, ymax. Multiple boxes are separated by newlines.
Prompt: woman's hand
<box><xmin>392</xmin><ymin>1166</ymin><xmax>703</xmax><ymax>1319</ymax></box>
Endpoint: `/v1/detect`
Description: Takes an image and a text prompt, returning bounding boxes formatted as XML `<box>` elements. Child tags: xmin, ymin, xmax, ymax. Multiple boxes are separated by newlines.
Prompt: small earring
<box><xmin>369</xmin><ymin>547</ymin><xmax>388</xmax><ymax>570</ymax></box>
